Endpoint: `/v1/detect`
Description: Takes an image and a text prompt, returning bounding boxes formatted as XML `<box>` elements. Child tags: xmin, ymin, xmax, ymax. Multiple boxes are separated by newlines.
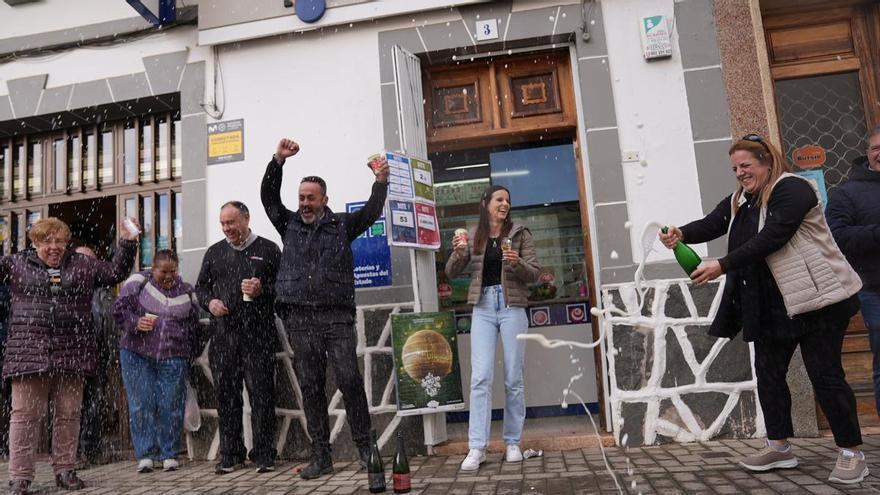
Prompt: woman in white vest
<box><xmin>660</xmin><ymin>134</ymin><xmax>866</xmax><ymax>484</ymax></box>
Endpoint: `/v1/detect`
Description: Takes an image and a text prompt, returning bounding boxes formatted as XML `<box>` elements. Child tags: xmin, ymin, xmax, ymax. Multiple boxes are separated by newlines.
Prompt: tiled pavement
<box><xmin>5</xmin><ymin>436</ymin><xmax>880</xmax><ymax>494</ymax></box>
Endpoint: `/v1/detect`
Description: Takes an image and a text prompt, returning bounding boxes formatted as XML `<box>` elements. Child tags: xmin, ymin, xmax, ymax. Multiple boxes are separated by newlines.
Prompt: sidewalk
<box><xmin>3</xmin><ymin>435</ymin><xmax>880</xmax><ymax>494</ymax></box>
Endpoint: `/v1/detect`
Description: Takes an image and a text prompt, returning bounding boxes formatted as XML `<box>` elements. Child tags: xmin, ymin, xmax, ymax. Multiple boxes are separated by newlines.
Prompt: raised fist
<box><xmin>275</xmin><ymin>138</ymin><xmax>300</xmax><ymax>163</ymax></box>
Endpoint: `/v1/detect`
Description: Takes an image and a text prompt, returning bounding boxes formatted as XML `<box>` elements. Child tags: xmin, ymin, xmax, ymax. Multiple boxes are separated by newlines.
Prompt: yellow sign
<box><xmin>206</xmin><ymin>119</ymin><xmax>245</xmax><ymax>165</ymax></box>
<box><xmin>208</xmin><ymin>131</ymin><xmax>243</xmax><ymax>157</ymax></box>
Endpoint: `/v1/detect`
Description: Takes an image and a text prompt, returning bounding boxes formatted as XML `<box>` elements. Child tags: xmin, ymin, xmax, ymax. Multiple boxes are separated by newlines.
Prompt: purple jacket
<box><xmin>0</xmin><ymin>241</ymin><xmax>137</xmax><ymax>378</ymax></box>
<box><xmin>113</xmin><ymin>271</ymin><xmax>200</xmax><ymax>360</ymax></box>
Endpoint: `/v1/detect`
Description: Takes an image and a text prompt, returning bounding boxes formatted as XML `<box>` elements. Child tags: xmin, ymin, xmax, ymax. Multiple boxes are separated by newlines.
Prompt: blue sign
<box><xmin>125</xmin><ymin>0</ymin><xmax>176</xmax><ymax>26</ymax></box>
<box><xmin>347</xmin><ymin>201</ymin><xmax>392</xmax><ymax>288</ymax></box>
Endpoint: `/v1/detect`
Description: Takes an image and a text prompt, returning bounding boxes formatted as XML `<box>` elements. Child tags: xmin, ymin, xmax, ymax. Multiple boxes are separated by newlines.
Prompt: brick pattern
<box><xmin>4</xmin><ymin>436</ymin><xmax>880</xmax><ymax>493</ymax></box>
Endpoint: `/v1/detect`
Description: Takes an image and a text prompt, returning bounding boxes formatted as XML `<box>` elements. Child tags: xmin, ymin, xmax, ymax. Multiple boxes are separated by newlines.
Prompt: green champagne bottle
<box><xmin>368</xmin><ymin>430</ymin><xmax>386</xmax><ymax>493</ymax></box>
<box><xmin>392</xmin><ymin>431</ymin><xmax>411</xmax><ymax>493</ymax></box>
<box><xmin>661</xmin><ymin>227</ymin><xmax>702</xmax><ymax>275</ymax></box>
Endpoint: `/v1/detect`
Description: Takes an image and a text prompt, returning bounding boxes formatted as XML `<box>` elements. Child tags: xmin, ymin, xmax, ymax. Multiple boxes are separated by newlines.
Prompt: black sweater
<box><xmin>681</xmin><ymin>177</ymin><xmax>857</xmax><ymax>342</ymax></box>
<box><xmin>195</xmin><ymin>236</ymin><xmax>281</xmax><ymax>331</ymax></box>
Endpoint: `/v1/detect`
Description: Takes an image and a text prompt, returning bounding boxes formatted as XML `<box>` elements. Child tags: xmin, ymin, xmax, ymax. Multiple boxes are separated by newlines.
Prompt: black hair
<box><xmin>301</xmin><ymin>176</ymin><xmax>327</xmax><ymax>196</ymax></box>
<box><xmin>153</xmin><ymin>249</ymin><xmax>179</xmax><ymax>264</ymax></box>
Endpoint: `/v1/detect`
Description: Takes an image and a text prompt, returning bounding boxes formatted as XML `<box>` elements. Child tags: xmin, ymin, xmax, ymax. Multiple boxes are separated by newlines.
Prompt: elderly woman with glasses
<box><xmin>0</xmin><ymin>217</ymin><xmax>138</xmax><ymax>494</ymax></box>
<box><xmin>660</xmin><ymin>135</ymin><xmax>866</xmax><ymax>484</ymax></box>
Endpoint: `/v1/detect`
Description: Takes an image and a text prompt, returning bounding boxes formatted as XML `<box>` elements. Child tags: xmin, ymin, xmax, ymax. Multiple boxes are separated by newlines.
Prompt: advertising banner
<box><xmin>391</xmin><ymin>311</ymin><xmax>465</xmax><ymax>416</ymax></box>
<box><xmin>347</xmin><ymin>201</ymin><xmax>392</xmax><ymax>288</ymax></box>
<box><xmin>380</xmin><ymin>151</ymin><xmax>440</xmax><ymax>251</ymax></box>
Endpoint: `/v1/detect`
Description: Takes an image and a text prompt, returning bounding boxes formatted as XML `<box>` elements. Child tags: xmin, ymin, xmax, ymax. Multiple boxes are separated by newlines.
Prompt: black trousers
<box><xmin>282</xmin><ymin>307</ymin><xmax>371</xmax><ymax>457</ymax></box>
<box><xmin>209</xmin><ymin>323</ymin><xmax>277</xmax><ymax>464</ymax></box>
<box><xmin>77</xmin><ymin>376</ymin><xmax>104</xmax><ymax>460</ymax></box>
<box><xmin>754</xmin><ymin>313</ymin><xmax>862</xmax><ymax>448</ymax></box>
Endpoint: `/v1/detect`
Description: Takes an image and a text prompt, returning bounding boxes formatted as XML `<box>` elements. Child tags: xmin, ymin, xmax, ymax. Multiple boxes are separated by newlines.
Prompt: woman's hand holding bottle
<box><xmin>659</xmin><ymin>225</ymin><xmax>683</xmax><ymax>249</ymax></box>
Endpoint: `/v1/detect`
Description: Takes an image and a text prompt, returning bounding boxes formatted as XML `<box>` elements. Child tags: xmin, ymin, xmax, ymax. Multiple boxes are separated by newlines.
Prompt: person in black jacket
<box><xmin>660</xmin><ymin>135</ymin><xmax>865</xmax><ymax>484</ymax></box>
<box><xmin>261</xmin><ymin>138</ymin><xmax>389</xmax><ymax>480</ymax></box>
<box><xmin>827</xmin><ymin>126</ymin><xmax>880</xmax><ymax>416</ymax></box>
<box><xmin>195</xmin><ymin>201</ymin><xmax>281</xmax><ymax>475</ymax></box>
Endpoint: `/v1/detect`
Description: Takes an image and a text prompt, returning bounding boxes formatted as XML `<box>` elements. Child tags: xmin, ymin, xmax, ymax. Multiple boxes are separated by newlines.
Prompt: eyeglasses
<box><xmin>742</xmin><ymin>133</ymin><xmax>769</xmax><ymax>151</ymax></box>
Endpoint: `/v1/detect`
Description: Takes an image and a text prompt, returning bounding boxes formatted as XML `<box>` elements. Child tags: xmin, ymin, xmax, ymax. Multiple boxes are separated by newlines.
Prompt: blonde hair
<box><xmin>729</xmin><ymin>137</ymin><xmax>791</xmax><ymax>215</ymax></box>
<box><xmin>28</xmin><ymin>217</ymin><xmax>72</xmax><ymax>245</ymax></box>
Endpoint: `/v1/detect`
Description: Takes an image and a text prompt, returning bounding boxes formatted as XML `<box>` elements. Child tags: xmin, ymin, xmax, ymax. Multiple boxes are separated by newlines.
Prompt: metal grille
<box><xmin>775</xmin><ymin>72</ymin><xmax>868</xmax><ymax>195</ymax></box>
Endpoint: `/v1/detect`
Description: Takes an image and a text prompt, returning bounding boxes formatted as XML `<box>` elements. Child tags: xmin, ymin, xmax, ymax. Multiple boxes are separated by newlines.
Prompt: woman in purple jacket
<box><xmin>1</xmin><ymin>217</ymin><xmax>138</xmax><ymax>495</ymax></box>
<box><xmin>113</xmin><ymin>250</ymin><xmax>200</xmax><ymax>474</ymax></box>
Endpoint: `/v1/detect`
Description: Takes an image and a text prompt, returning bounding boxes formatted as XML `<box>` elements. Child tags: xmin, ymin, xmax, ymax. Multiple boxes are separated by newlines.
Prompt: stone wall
<box><xmin>602</xmin><ymin>278</ymin><xmax>764</xmax><ymax>447</ymax></box>
<box><xmin>186</xmin><ymin>302</ymin><xmax>424</xmax><ymax>461</ymax></box>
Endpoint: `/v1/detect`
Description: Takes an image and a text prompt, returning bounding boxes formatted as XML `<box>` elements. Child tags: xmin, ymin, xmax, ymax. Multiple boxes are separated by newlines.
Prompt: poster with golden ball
<box><xmin>391</xmin><ymin>311</ymin><xmax>465</xmax><ymax>416</ymax></box>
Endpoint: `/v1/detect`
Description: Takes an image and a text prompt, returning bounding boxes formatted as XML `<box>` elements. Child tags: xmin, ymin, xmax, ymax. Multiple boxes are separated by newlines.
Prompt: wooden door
<box><xmin>763</xmin><ymin>1</ymin><xmax>880</xmax><ymax>427</ymax></box>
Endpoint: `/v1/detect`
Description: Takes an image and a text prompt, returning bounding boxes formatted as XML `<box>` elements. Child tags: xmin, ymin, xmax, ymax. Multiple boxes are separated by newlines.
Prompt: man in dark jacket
<box><xmin>261</xmin><ymin>138</ymin><xmax>389</xmax><ymax>479</ymax></box>
<box><xmin>827</xmin><ymin>126</ymin><xmax>880</xmax><ymax>413</ymax></box>
<box><xmin>195</xmin><ymin>201</ymin><xmax>281</xmax><ymax>474</ymax></box>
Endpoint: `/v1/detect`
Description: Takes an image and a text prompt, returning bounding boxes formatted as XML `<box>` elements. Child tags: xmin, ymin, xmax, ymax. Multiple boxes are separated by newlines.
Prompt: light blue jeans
<box><xmin>468</xmin><ymin>285</ymin><xmax>528</xmax><ymax>449</ymax></box>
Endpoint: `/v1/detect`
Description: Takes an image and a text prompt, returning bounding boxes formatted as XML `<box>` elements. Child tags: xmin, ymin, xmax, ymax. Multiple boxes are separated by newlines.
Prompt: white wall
<box><xmin>0</xmin><ymin>26</ymin><xmax>207</xmax><ymax>94</ymax></box>
<box><xmin>203</xmin><ymin>10</ymin><xmax>459</xmax><ymax>245</ymax></box>
<box><xmin>601</xmin><ymin>0</ymin><xmax>705</xmax><ymax>263</ymax></box>
<box><xmin>0</xmin><ymin>0</ymin><xmax>146</xmax><ymax>40</ymax></box>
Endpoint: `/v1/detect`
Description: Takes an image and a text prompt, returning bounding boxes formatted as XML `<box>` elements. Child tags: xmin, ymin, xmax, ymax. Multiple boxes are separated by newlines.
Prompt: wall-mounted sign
<box><xmin>792</xmin><ymin>145</ymin><xmax>826</xmax><ymax>169</ymax></box>
<box><xmin>207</xmin><ymin>119</ymin><xmax>244</xmax><ymax>165</ymax></box>
<box><xmin>639</xmin><ymin>15</ymin><xmax>672</xmax><ymax>60</ymax></box>
<box><xmin>347</xmin><ymin>201</ymin><xmax>392</xmax><ymax>288</ymax></box>
<box><xmin>295</xmin><ymin>0</ymin><xmax>326</xmax><ymax>23</ymax></box>
<box><xmin>475</xmin><ymin>18</ymin><xmax>499</xmax><ymax>41</ymax></box>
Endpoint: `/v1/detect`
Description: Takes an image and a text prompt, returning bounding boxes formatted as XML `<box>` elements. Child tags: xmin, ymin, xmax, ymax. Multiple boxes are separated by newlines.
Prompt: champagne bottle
<box><xmin>661</xmin><ymin>227</ymin><xmax>702</xmax><ymax>275</ymax></box>
<box><xmin>392</xmin><ymin>431</ymin><xmax>411</xmax><ymax>493</ymax></box>
<box><xmin>368</xmin><ymin>430</ymin><xmax>386</xmax><ymax>493</ymax></box>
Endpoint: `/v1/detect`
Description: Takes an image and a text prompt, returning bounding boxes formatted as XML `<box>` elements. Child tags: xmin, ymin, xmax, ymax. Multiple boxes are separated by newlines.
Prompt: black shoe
<box><xmin>55</xmin><ymin>470</ymin><xmax>85</xmax><ymax>490</ymax></box>
<box><xmin>358</xmin><ymin>446</ymin><xmax>371</xmax><ymax>470</ymax></box>
<box><xmin>299</xmin><ymin>458</ymin><xmax>333</xmax><ymax>479</ymax></box>
<box><xmin>7</xmin><ymin>480</ymin><xmax>32</xmax><ymax>495</ymax></box>
<box><xmin>214</xmin><ymin>459</ymin><xmax>241</xmax><ymax>475</ymax></box>
<box><xmin>255</xmin><ymin>461</ymin><xmax>275</xmax><ymax>474</ymax></box>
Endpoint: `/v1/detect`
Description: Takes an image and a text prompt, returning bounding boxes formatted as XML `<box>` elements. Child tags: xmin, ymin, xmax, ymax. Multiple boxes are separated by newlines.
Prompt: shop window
<box><xmin>171</xmin><ymin>112</ymin><xmax>182</xmax><ymax>178</ymax></box>
<box><xmin>124</xmin><ymin>121</ymin><xmax>138</xmax><ymax>184</ymax></box>
<box><xmin>68</xmin><ymin>134</ymin><xmax>82</xmax><ymax>191</ymax></box>
<box><xmin>0</xmin><ymin>215</ymin><xmax>8</xmax><ymax>255</ymax></box>
<box><xmin>0</xmin><ymin>144</ymin><xmax>9</xmax><ymax>201</ymax></box>
<box><xmin>433</xmin><ymin>140</ymin><xmax>589</xmax><ymax>315</ymax></box>
<box><xmin>27</xmin><ymin>140</ymin><xmax>42</xmax><ymax>196</ymax></box>
<box><xmin>52</xmin><ymin>138</ymin><xmax>66</xmax><ymax>192</ymax></box>
<box><xmin>140</xmin><ymin>194</ymin><xmax>154</xmax><ymax>266</ymax></box>
<box><xmin>172</xmin><ymin>190</ymin><xmax>182</xmax><ymax>248</ymax></box>
<box><xmin>99</xmin><ymin>128</ymin><xmax>114</xmax><ymax>185</ymax></box>
<box><xmin>156</xmin><ymin>115</ymin><xmax>170</xmax><ymax>180</ymax></box>
<box><xmin>83</xmin><ymin>131</ymin><xmax>97</xmax><ymax>188</ymax></box>
<box><xmin>140</xmin><ymin>119</ymin><xmax>154</xmax><ymax>182</ymax></box>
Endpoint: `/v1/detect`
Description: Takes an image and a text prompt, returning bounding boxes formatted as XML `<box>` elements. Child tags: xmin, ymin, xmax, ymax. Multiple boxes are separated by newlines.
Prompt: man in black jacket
<box><xmin>261</xmin><ymin>138</ymin><xmax>388</xmax><ymax>479</ymax></box>
<box><xmin>827</xmin><ymin>126</ymin><xmax>880</xmax><ymax>415</ymax></box>
<box><xmin>195</xmin><ymin>201</ymin><xmax>281</xmax><ymax>474</ymax></box>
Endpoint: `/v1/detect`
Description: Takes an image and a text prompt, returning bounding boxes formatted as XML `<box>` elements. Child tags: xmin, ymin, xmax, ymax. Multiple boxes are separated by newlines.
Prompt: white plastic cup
<box><xmin>242</xmin><ymin>280</ymin><xmax>253</xmax><ymax>302</ymax></box>
<box><xmin>123</xmin><ymin>217</ymin><xmax>141</xmax><ymax>236</ymax></box>
<box><xmin>143</xmin><ymin>312</ymin><xmax>158</xmax><ymax>330</ymax></box>
<box><xmin>454</xmin><ymin>228</ymin><xmax>468</xmax><ymax>244</ymax></box>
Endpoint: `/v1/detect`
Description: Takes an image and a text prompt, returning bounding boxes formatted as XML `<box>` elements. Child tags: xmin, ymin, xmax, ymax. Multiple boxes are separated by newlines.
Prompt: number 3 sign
<box><xmin>475</xmin><ymin>19</ymin><xmax>499</xmax><ymax>41</ymax></box>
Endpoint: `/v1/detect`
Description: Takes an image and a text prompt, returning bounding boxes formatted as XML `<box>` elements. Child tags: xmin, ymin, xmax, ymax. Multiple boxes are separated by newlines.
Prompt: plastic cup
<box><xmin>501</xmin><ymin>238</ymin><xmax>512</xmax><ymax>252</ymax></box>
<box><xmin>243</xmin><ymin>279</ymin><xmax>253</xmax><ymax>302</ymax></box>
<box><xmin>144</xmin><ymin>312</ymin><xmax>158</xmax><ymax>330</ymax></box>
<box><xmin>123</xmin><ymin>217</ymin><xmax>141</xmax><ymax>236</ymax></box>
<box><xmin>454</xmin><ymin>228</ymin><xmax>468</xmax><ymax>243</ymax></box>
<box><xmin>367</xmin><ymin>153</ymin><xmax>383</xmax><ymax>172</ymax></box>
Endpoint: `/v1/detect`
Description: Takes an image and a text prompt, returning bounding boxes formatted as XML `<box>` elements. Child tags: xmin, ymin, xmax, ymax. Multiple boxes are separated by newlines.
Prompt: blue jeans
<box><xmin>860</xmin><ymin>291</ymin><xmax>880</xmax><ymax>414</ymax></box>
<box><xmin>120</xmin><ymin>349</ymin><xmax>188</xmax><ymax>461</ymax></box>
<box><xmin>468</xmin><ymin>285</ymin><xmax>528</xmax><ymax>449</ymax></box>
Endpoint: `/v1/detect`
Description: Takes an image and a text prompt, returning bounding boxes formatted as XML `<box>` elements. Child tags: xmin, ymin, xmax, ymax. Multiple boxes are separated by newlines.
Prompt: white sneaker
<box><xmin>162</xmin><ymin>458</ymin><xmax>179</xmax><ymax>471</ymax></box>
<box><xmin>137</xmin><ymin>459</ymin><xmax>154</xmax><ymax>473</ymax></box>
<box><xmin>506</xmin><ymin>444</ymin><xmax>523</xmax><ymax>463</ymax></box>
<box><xmin>460</xmin><ymin>449</ymin><xmax>486</xmax><ymax>471</ymax></box>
